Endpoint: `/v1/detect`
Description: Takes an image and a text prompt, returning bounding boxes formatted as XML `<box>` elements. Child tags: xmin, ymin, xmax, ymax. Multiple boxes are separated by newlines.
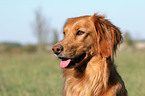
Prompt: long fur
<box><xmin>54</xmin><ymin>14</ymin><xmax>127</xmax><ymax>96</ymax></box>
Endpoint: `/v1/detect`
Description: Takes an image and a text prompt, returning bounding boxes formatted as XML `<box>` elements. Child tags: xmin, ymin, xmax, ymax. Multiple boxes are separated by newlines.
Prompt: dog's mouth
<box><xmin>58</xmin><ymin>53</ymin><xmax>86</xmax><ymax>68</ymax></box>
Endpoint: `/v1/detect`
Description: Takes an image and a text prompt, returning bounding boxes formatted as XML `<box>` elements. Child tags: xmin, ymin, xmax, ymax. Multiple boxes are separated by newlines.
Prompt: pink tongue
<box><xmin>60</xmin><ymin>59</ymin><xmax>71</xmax><ymax>68</ymax></box>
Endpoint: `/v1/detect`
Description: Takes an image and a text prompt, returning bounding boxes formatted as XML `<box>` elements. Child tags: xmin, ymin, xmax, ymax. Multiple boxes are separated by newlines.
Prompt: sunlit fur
<box><xmin>55</xmin><ymin>14</ymin><xmax>127</xmax><ymax>96</ymax></box>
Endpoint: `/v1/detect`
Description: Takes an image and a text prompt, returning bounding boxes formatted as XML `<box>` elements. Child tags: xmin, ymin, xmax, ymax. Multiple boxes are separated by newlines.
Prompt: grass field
<box><xmin>0</xmin><ymin>50</ymin><xmax>145</xmax><ymax>96</ymax></box>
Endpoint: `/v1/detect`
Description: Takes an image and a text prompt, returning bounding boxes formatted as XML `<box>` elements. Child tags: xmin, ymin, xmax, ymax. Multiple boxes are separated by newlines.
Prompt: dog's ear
<box><xmin>91</xmin><ymin>14</ymin><xmax>122</xmax><ymax>60</ymax></box>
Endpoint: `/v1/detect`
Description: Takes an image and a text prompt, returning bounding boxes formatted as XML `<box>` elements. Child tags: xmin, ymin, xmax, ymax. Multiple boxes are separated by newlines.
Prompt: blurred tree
<box><xmin>124</xmin><ymin>31</ymin><xmax>133</xmax><ymax>46</ymax></box>
<box><xmin>52</xmin><ymin>29</ymin><xmax>59</xmax><ymax>44</ymax></box>
<box><xmin>0</xmin><ymin>42</ymin><xmax>22</xmax><ymax>54</ymax></box>
<box><xmin>31</xmin><ymin>8</ymin><xmax>49</xmax><ymax>53</ymax></box>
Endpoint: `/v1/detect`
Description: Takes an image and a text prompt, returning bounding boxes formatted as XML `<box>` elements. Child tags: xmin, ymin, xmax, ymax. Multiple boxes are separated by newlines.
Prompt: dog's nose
<box><xmin>52</xmin><ymin>44</ymin><xmax>63</xmax><ymax>55</ymax></box>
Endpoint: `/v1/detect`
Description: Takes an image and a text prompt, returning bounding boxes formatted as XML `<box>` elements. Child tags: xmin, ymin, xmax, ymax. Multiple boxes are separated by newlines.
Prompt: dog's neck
<box><xmin>62</xmin><ymin>56</ymin><xmax>115</xmax><ymax>96</ymax></box>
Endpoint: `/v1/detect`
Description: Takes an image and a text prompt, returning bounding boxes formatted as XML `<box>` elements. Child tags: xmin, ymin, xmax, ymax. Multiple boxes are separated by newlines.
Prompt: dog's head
<box><xmin>52</xmin><ymin>14</ymin><xmax>122</xmax><ymax>68</ymax></box>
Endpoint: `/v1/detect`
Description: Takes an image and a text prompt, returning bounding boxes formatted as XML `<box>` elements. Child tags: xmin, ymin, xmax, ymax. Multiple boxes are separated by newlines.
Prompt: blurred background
<box><xmin>0</xmin><ymin>0</ymin><xmax>145</xmax><ymax>96</ymax></box>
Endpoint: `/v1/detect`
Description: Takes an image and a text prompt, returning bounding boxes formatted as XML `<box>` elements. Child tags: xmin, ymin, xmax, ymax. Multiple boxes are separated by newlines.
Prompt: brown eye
<box><xmin>76</xmin><ymin>30</ymin><xmax>85</xmax><ymax>35</ymax></box>
<box><xmin>63</xmin><ymin>32</ymin><xmax>65</xmax><ymax>36</ymax></box>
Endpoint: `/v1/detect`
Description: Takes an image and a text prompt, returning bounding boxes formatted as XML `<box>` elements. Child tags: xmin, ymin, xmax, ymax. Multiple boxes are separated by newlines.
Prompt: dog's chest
<box><xmin>63</xmin><ymin>72</ymin><xmax>105</xmax><ymax>96</ymax></box>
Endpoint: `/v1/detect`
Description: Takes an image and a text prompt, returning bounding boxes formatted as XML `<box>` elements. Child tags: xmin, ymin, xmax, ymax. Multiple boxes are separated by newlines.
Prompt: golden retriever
<box><xmin>52</xmin><ymin>14</ymin><xmax>127</xmax><ymax>96</ymax></box>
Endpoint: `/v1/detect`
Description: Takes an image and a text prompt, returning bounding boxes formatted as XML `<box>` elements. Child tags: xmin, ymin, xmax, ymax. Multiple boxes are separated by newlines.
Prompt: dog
<box><xmin>52</xmin><ymin>14</ymin><xmax>127</xmax><ymax>96</ymax></box>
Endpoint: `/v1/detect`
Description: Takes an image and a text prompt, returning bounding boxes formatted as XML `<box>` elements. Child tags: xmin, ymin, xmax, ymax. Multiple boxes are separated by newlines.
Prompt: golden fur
<box><xmin>53</xmin><ymin>14</ymin><xmax>127</xmax><ymax>96</ymax></box>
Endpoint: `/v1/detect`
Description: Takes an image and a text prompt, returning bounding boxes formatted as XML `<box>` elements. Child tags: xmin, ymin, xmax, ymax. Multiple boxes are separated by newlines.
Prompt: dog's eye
<box><xmin>76</xmin><ymin>30</ymin><xmax>85</xmax><ymax>35</ymax></box>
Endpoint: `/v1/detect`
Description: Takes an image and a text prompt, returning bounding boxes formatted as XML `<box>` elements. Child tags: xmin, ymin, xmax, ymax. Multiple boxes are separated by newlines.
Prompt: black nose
<box><xmin>52</xmin><ymin>44</ymin><xmax>63</xmax><ymax>55</ymax></box>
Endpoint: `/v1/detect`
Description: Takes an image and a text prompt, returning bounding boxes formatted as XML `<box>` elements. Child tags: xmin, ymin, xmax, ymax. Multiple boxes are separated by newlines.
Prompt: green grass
<box><xmin>0</xmin><ymin>53</ymin><xmax>62</xmax><ymax>96</ymax></box>
<box><xmin>0</xmin><ymin>50</ymin><xmax>145</xmax><ymax>96</ymax></box>
<box><xmin>116</xmin><ymin>50</ymin><xmax>145</xmax><ymax>96</ymax></box>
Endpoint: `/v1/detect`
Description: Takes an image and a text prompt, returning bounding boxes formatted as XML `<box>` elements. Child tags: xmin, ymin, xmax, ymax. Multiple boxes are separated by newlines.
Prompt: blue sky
<box><xmin>0</xmin><ymin>0</ymin><xmax>145</xmax><ymax>44</ymax></box>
